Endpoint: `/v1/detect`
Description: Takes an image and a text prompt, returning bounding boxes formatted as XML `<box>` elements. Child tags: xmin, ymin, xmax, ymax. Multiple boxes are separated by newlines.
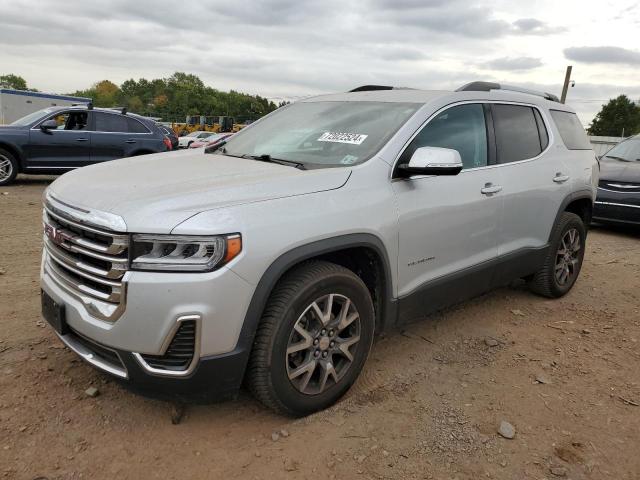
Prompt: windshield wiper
<box><xmin>242</xmin><ymin>154</ymin><xmax>306</xmax><ymax>170</ymax></box>
<box><xmin>604</xmin><ymin>155</ymin><xmax>631</xmax><ymax>162</ymax></box>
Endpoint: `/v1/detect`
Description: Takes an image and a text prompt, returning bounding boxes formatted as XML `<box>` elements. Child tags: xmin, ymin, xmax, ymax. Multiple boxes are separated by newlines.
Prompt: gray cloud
<box><xmin>564</xmin><ymin>46</ymin><xmax>640</xmax><ymax>65</ymax></box>
<box><xmin>513</xmin><ymin>18</ymin><xmax>565</xmax><ymax>35</ymax></box>
<box><xmin>482</xmin><ymin>57</ymin><xmax>543</xmax><ymax>71</ymax></box>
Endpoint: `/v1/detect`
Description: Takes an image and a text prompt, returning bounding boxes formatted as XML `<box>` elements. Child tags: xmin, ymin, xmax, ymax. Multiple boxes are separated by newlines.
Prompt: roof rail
<box><xmin>456</xmin><ymin>81</ymin><xmax>560</xmax><ymax>103</ymax></box>
<box><xmin>71</xmin><ymin>102</ymin><xmax>93</xmax><ymax>109</ymax></box>
<box><xmin>109</xmin><ymin>106</ymin><xmax>127</xmax><ymax>115</ymax></box>
<box><xmin>349</xmin><ymin>85</ymin><xmax>395</xmax><ymax>92</ymax></box>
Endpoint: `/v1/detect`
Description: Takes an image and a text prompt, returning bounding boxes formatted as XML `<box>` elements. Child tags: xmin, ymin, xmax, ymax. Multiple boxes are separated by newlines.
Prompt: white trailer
<box><xmin>0</xmin><ymin>89</ymin><xmax>91</xmax><ymax>124</ymax></box>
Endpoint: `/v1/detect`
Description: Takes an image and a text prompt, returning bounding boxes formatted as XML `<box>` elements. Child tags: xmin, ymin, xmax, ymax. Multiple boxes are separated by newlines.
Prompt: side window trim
<box><xmin>483</xmin><ymin>103</ymin><xmax>497</xmax><ymax>166</ymax></box>
<box><xmin>392</xmin><ymin>100</ymin><xmax>555</xmax><ymax>178</ymax></box>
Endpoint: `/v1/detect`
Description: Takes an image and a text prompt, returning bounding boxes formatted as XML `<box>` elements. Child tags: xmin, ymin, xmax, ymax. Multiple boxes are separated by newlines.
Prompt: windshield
<box><xmin>603</xmin><ymin>138</ymin><xmax>640</xmax><ymax>162</ymax></box>
<box><xmin>10</xmin><ymin>108</ymin><xmax>58</xmax><ymax>126</ymax></box>
<box><xmin>219</xmin><ymin>101</ymin><xmax>421</xmax><ymax>167</ymax></box>
<box><xmin>185</xmin><ymin>131</ymin><xmax>202</xmax><ymax>137</ymax></box>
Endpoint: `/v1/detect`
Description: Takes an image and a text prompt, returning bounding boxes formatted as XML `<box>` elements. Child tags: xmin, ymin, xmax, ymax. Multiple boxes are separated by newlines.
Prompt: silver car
<box><xmin>40</xmin><ymin>82</ymin><xmax>598</xmax><ymax>416</ymax></box>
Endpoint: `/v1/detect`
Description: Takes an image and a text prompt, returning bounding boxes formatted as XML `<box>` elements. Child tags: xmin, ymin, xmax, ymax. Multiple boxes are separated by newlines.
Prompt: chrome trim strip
<box><xmin>597</xmin><ymin>187</ymin><xmax>640</xmax><ymax>194</ymax></box>
<box><xmin>46</xmin><ymin>256</ymin><xmax>120</xmax><ymax>302</ymax></box>
<box><xmin>45</xmin><ymin>191</ymin><xmax>127</xmax><ymax>232</ymax></box>
<box><xmin>132</xmin><ymin>315</ymin><xmax>201</xmax><ymax>378</ymax></box>
<box><xmin>46</xmin><ymin>244</ymin><xmax>122</xmax><ymax>290</ymax></box>
<box><xmin>45</xmin><ymin>238</ymin><xmax>126</xmax><ymax>280</ymax></box>
<box><xmin>595</xmin><ymin>201</ymin><xmax>640</xmax><ymax>209</ymax></box>
<box><xmin>44</xmin><ymin>256</ymin><xmax>127</xmax><ymax>322</ymax></box>
<box><xmin>56</xmin><ymin>331</ymin><xmax>128</xmax><ymax>379</ymax></box>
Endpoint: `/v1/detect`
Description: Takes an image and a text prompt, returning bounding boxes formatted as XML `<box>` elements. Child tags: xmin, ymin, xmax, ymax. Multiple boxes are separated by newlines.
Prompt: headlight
<box><xmin>131</xmin><ymin>234</ymin><xmax>242</xmax><ymax>272</ymax></box>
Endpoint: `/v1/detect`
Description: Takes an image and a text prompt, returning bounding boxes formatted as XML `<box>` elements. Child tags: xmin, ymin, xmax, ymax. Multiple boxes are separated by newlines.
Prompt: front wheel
<box><xmin>247</xmin><ymin>261</ymin><xmax>375</xmax><ymax>417</ymax></box>
<box><xmin>0</xmin><ymin>148</ymin><xmax>18</xmax><ymax>186</ymax></box>
<box><xmin>529</xmin><ymin>212</ymin><xmax>586</xmax><ymax>298</ymax></box>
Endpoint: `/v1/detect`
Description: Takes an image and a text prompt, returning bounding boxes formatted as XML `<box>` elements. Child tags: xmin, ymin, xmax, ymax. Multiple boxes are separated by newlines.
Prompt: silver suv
<box><xmin>40</xmin><ymin>82</ymin><xmax>598</xmax><ymax>416</ymax></box>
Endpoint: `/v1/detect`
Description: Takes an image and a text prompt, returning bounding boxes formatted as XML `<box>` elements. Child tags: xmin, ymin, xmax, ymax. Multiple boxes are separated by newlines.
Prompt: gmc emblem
<box><xmin>44</xmin><ymin>223</ymin><xmax>69</xmax><ymax>246</ymax></box>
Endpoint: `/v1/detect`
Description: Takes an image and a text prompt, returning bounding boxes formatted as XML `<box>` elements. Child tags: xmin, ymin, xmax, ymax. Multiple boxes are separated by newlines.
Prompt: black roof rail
<box><xmin>71</xmin><ymin>102</ymin><xmax>93</xmax><ymax>109</ymax></box>
<box><xmin>349</xmin><ymin>85</ymin><xmax>395</xmax><ymax>92</ymax></box>
<box><xmin>456</xmin><ymin>81</ymin><xmax>560</xmax><ymax>103</ymax></box>
<box><xmin>109</xmin><ymin>106</ymin><xmax>127</xmax><ymax>115</ymax></box>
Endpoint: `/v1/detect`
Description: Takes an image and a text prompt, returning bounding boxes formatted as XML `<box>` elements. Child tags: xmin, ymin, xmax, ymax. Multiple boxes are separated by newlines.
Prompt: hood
<box><xmin>48</xmin><ymin>149</ymin><xmax>351</xmax><ymax>233</ymax></box>
<box><xmin>599</xmin><ymin>157</ymin><xmax>640</xmax><ymax>184</ymax></box>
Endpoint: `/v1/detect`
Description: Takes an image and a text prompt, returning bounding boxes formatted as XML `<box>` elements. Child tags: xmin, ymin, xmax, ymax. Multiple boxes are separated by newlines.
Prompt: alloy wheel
<box><xmin>286</xmin><ymin>293</ymin><xmax>361</xmax><ymax>395</ymax></box>
<box><xmin>0</xmin><ymin>154</ymin><xmax>13</xmax><ymax>183</ymax></box>
<box><xmin>555</xmin><ymin>228</ymin><xmax>581</xmax><ymax>286</ymax></box>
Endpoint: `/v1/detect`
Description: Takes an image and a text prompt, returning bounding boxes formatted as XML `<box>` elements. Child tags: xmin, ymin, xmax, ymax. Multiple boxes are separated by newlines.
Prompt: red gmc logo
<box><xmin>44</xmin><ymin>223</ymin><xmax>69</xmax><ymax>246</ymax></box>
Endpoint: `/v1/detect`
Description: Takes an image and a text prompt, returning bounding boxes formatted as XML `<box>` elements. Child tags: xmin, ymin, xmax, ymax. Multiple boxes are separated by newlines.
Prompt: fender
<box><xmin>549</xmin><ymin>189</ymin><xmax>594</xmax><ymax>242</ymax></box>
<box><xmin>220</xmin><ymin>233</ymin><xmax>397</xmax><ymax>380</ymax></box>
<box><xmin>0</xmin><ymin>141</ymin><xmax>26</xmax><ymax>171</ymax></box>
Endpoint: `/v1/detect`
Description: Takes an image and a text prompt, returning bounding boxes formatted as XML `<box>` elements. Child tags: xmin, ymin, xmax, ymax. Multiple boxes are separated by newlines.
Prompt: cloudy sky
<box><xmin>1</xmin><ymin>0</ymin><xmax>639</xmax><ymax>125</ymax></box>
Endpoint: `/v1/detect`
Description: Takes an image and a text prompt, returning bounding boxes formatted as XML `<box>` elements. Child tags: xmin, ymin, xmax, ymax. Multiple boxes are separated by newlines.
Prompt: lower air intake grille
<box><xmin>140</xmin><ymin>320</ymin><xmax>196</xmax><ymax>372</ymax></box>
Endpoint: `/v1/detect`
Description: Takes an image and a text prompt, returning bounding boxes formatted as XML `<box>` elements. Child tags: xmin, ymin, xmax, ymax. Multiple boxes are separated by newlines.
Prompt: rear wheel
<box><xmin>529</xmin><ymin>212</ymin><xmax>586</xmax><ymax>298</ymax></box>
<box><xmin>0</xmin><ymin>148</ymin><xmax>18</xmax><ymax>186</ymax></box>
<box><xmin>247</xmin><ymin>261</ymin><xmax>375</xmax><ymax>416</ymax></box>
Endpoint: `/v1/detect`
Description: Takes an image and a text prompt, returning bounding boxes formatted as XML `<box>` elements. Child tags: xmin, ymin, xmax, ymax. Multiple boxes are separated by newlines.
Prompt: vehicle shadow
<box><xmin>10</xmin><ymin>174</ymin><xmax>58</xmax><ymax>186</ymax></box>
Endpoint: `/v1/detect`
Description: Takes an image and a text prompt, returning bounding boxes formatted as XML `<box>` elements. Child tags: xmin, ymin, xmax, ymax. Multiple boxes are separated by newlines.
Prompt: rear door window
<box><xmin>492</xmin><ymin>104</ymin><xmax>544</xmax><ymax>163</ymax></box>
<box><xmin>95</xmin><ymin>113</ymin><xmax>128</xmax><ymax>133</ymax></box>
<box><xmin>550</xmin><ymin>110</ymin><xmax>591</xmax><ymax>150</ymax></box>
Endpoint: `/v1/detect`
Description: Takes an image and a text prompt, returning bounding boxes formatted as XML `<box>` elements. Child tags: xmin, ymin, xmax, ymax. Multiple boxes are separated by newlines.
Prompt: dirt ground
<box><xmin>1</xmin><ymin>175</ymin><xmax>639</xmax><ymax>480</ymax></box>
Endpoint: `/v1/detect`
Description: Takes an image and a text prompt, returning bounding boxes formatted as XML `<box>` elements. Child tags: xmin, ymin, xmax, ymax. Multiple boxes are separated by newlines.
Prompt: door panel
<box><xmin>27</xmin><ymin>130</ymin><xmax>91</xmax><ymax>168</ymax></box>
<box><xmin>392</xmin><ymin>103</ymin><xmax>502</xmax><ymax>300</ymax></box>
<box><xmin>393</xmin><ymin>169</ymin><xmax>503</xmax><ymax>298</ymax></box>
<box><xmin>491</xmin><ymin>105</ymin><xmax>572</xmax><ymax>254</ymax></box>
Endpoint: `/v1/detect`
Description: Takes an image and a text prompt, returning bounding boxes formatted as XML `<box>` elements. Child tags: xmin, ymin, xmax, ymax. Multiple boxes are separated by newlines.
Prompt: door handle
<box><xmin>75</xmin><ymin>138</ymin><xmax>89</xmax><ymax>142</ymax></box>
<box><xmin>553</xmin><ymin>173</ymin><xmax>570</xmax><ymax>183</ymax></box>
<box><xmin>481</xmin><ymin>183</ymin><xmax>503</xmax><ymax>195</ymax></box>
<box><xmin>125</xmin><ymin>139</ymin><xmax>137</xmax><ymax>144</ymax></box>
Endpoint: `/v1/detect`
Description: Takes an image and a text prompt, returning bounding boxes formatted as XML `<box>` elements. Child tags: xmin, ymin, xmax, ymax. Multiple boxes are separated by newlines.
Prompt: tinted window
<box><xmin>95</xmin><ymin>113</ymin><xmax>128</xmax><ymax>133</ymax></box>
<box><xmin>401</xmin><ymin>104</ymin><xmax>487</xmax><ymax>169</ymax></box>
<box><xmin>127</xmin><ymin>117</ymin><xmax>149</xmax><ymax>133</ymax></box>
<box><xmin>550</xmin><ymin>110</ymin><xmax>591</xmax><ymax>150</ymax></box>
<box><xmin>493</xmin><ymin>105</ymin><xmax>542</xmax><ymax>163</ymax></box>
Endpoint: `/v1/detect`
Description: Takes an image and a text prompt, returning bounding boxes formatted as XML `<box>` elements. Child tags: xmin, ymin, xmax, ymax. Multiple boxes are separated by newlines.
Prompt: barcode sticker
<box><xmin>317</xmin><ymin>132</ymin><xmax>368</xmax><ymax>145</ymax></box>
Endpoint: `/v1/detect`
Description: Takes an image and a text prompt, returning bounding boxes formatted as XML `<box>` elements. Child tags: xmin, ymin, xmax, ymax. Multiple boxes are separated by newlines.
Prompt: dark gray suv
<box><xmin>0</xmin><ymin>105</ymin><xmax>172</xmax><ymax>185</ymax></box>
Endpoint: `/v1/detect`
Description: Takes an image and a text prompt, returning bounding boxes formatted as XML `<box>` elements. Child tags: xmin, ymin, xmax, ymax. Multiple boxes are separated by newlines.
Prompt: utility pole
<box><xmin>560</xmin><ymin>66</ymin><xmax>572</xmax><ymax>104</ymax></box>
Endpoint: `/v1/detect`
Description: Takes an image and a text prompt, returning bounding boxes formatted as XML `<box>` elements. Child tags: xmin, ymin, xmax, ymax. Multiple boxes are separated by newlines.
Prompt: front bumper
<box><xmin>41</xmin><ymin>251</ymin><xmax>257</xmax><ymax>400</ymax></box>
<box><xmin>54</xmin><ymin>324</ymin><xmax>250</xmax><ymax>402</ymax></box>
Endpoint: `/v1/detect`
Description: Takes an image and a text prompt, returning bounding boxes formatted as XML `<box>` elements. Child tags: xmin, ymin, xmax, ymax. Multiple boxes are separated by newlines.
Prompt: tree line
<box><xmin>2</xmin><ymin>72</ymin><xmax>639</xmax><ymax>135</ymax></box>
<box><xmin>2</xmin><ymin>72</ymin><xmax>279</xmax><ymax>124</ymax></box>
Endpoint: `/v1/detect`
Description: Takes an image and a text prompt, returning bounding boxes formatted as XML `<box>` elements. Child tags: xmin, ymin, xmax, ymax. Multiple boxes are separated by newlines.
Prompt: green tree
<box><xmin>0</xmin><ymin>74</ymin><xmax>29</xmax><ymax>90</ymax></box>
<box><xmin>588</xmin><ymin>95</ymin><xmax>640</xmax><ymax>137</ymax></box>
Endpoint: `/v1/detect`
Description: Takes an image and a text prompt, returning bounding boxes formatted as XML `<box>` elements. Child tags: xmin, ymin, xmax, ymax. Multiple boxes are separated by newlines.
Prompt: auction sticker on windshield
<box><xmin>317</xmin><ymin>132</ymin><xmax>368</xmax><ymax>145</ymax></box>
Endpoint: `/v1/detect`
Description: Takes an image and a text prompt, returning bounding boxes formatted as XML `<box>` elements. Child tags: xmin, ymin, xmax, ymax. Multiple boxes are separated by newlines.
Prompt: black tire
<box><xmin>0</xmin><ymin>148</ymin><xmax>18</xmax><ymax>187</ymax></box>
<box><xmin>529</xmin><ymin>212</ymin><xmax>586</xmax><ymax>298</ymax></box>
<box><xmin>247</xmin><ymin>260</ymin><xmax>375</xmax><ymax>417</ymax></box>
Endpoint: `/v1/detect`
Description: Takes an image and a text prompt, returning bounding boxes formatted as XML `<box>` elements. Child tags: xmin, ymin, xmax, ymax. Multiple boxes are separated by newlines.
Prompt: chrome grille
<box><xmin>43</xmin><ymin>202</ymin><xmax>129</xmax><ymax>322</ymax></box>
<box><xmin>598</xmin><ymin>180</ymin><xmax>640</xmax><ymax>193</ymax></box>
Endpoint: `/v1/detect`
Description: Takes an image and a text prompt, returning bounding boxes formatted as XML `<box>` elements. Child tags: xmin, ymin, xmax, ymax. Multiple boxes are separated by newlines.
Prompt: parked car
<box><xmin>157</xmin><ymin>124</ymin><xmax>179</xmax><ymax>150</ymax></box>
<box><xmin>0</xmin><ymin>105</ymin><xmax>172</xmax><ymax>186</ymax></box>
<box><xmin>40</xmin><ymin>82</ymin><xmax>597</xmax><ymax>416</ymax></box>
<box><xmin>190</xmin><ymin>132</ymin><xmax>234</xmax><ymax>149</ymax></box>
<box><xmin>178</xmin><ymin>131</ymin><xmax>217</xmax><ymax>148</ymax></box>
<box><xmin>593</xmin><ymin>134</ymin><xmax>640</xmax><ymax>225</ymax></box>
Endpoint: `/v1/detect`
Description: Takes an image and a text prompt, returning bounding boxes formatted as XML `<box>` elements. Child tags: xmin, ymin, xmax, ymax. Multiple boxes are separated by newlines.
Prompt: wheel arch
<box><xmin>0</xmin><ymin>142</ymin><xmax>25</xmax><ymax>171</ymax></box>
<box><xmin>236</xmin><ymin>234</ymin><xmax>396</xmax><ymax>359</ymax></box>
<box><xmin>549</xmin><ymin>191</ymin><xmax>594</xmax><ymax>243</ymax></box>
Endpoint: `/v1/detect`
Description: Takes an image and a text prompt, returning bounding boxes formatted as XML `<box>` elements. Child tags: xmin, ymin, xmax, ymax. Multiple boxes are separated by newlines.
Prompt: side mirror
<box><xmin>398</xmin><ymin>146</ymin><xmax>463</xmax><ymax>177</ymax></box>
<box><xmin>40</xmin><ymin>119</ymin><xmax>59</xmax><ymax>132</ymax></box>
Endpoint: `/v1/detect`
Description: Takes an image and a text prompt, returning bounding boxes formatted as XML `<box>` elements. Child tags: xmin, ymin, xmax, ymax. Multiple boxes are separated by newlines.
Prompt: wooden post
<box><xmin>560</xmin><ymin>66</ymin><xmax>572</xmax><ymax>104</ymax></box>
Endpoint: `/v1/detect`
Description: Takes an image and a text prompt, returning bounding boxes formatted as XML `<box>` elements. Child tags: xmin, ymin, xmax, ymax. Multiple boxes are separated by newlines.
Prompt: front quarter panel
<box><xmin>171</xmin><ymin>159</ymin><xmax>399</xmax><ymax>295</ymax></box>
